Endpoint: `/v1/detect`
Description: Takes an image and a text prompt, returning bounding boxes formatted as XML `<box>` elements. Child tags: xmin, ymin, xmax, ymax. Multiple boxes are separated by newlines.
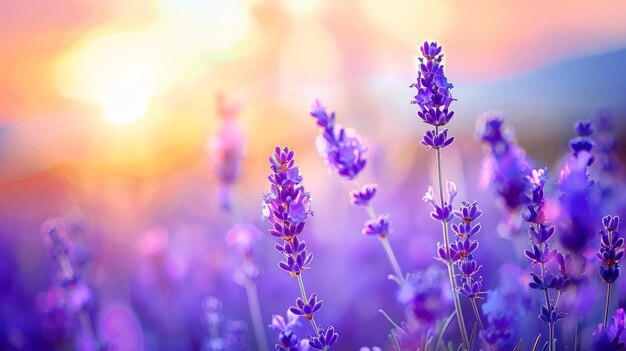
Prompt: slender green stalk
<box><xmin>603</xmin><ymin>227</ymin><xmax>614</xmax><ymax>330</ymax></box>
<box><xmin>297</xmin><ymin>274</ymin><xmax>320</xmax><ymax>333</ymax></box>
<box><xmin>603</xmin><ymin>283</ymin><xmax>612</xmax><ymax>330</ymax></box>
<box><xmin>434</xmin><ymin>145</ymin><xmax>469</xmax><ymax>350</ymax></box>
<box><xmin>354</xmin><ymin>178</ymin><xmax>405</xmax><ymax>285</ymax></box>
<box><xmin>470</xmin><ymin>298</ymin><xmax>490</xmax><ymax>351</ymax></box>
<box><xmin>538</xmin><ymin>240</ymin><xmax>553</xmax><ymax>351</ymax></box>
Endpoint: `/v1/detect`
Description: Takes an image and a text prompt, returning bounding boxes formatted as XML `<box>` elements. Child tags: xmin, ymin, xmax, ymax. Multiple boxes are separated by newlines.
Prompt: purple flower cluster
<box><xmin>310</xmin><ymin>100</ymin><xmax>367</xmax><ymax>180</ymax></box>
<box><xmin>262</xmin><ymin>147</ymin><xmax>338</xmax><ymax>351</ymax></box>
<box><xmin>477</xmin><ymin>115</ymin><xmax>533</xmax><ymax>221</ymax></box>
<box><xmin>558</xmin><ymin>120</ymin><xmax>596</xmax><ymax>254</ymax></box>
<box><xmin>411</xmin><ymin>41</ymin><xmax>455</xmax><ymax>149</ymax></box>
<box><xmin>598</xmin><ymin>215</ymin><xmax>624</xmax><ymax>285</ymax></box>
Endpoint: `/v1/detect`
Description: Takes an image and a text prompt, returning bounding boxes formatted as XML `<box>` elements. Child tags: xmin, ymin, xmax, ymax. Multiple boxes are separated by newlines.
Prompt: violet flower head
<box><xmin>350</xmin><ymin>183</ymin><xmax>377</xmax><ymax>206</ymax></box>
<box><xmin>308</xmin><ymin>326</ymin><xmax>339</xmax><ymax>351</ymax></box>
<box><xmin>597</xmin><ymin>215</ymin><xmax>624</xmax><ymax>285</ymax></box>
<box><xmin>290</xmin><ymin>294</ymin><xmax>323</xmax><ymax>320</ymax></box>
<box><xmin>411</xmin><ymin>41</ymin><xmax>455</xmax><ymax>149</ymax></box>
<box><xmin>309</xmin><ymin>100</ymin><xmax>367</xmax><ymax>180</ymax></box>
<box><xmin>361</xmin><ymin>215</ymin><xmax>391</xmax><ymax>237</ymax></box>
<box><xmin>477</xmin><ymin>114</ymin><xmax>533</xmax><ymax>217</ymax></box>
<box><xmin>271</xmin><ymin>312</ymin><xmax>310</xmax><ymax>351</ymax></box>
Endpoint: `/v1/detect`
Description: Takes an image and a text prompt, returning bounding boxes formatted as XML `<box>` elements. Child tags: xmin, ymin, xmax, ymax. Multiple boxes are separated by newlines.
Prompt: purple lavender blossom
<box><xmin>262</xmin><ymin>147</ymin><xmax>337</xmax><ymax>350</ymax></box>
<box><xmin>309</xmin><ymin>101</ymin><xmax>367</xmax><ymax>180</ymax></box>
<box><xmin>598</xmin><ymin>215</ymin><xmax>624</xmax><ymax>285</ymax></box>
<box><xmin>411</xmin><ymin>41</ymin><xmax>455</xmax><ymax>149</ymax></box>
<box><xmin>308</xmin><ymin>326</ymin><xmax>339</xmax><ymax>351</ymax></box>
<box><xmin>361</xmin><ymin>215</ymin><xmax>391</xmax><ymax>237</ymax></box>
<box><xmin>270</xmin><ymin>311</ymin><xmax>310</xmax><ymax>351</ymax></box>
<box><xmin>350</xmin><ymin>184</ymin><xmax>377</xmax><ymax>206</ymax></box>
<box><xmin>477</xmin><ymin>114</ymin><xmax>533</xmax><ymax>235</ymax></box>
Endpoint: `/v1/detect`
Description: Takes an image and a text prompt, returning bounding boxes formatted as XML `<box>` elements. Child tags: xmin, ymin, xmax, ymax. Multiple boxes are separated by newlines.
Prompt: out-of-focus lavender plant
<box><xmin>226</xmin><ymin>225</ymin><xmax>267</xmax><ymax>351</ymax></box>
<box><xmin>413</xmin><ymin>40</ymin><xmax>469</xmax><ymax>349</ymax></box>
<box><xmin>202</xmin><ymin>296</ymin><xmax>248</xmax><ymax>351</ymax></box>
<box><xmin>309</xmin><ymin>100</ymin><xmax>404</xmax><ymax>285</ymax></box>
<box><xmin>594</xmin><ymin>110</ymin><xmax>621</xmax><ymax>213</ymax></box>
<box><xmin>481</xmin><ymin>265</ymin><xmax>531</xmax><ymax>348</ymax></box>
<box><xmin>262</xmin><ymin>147</ymin><xmax>338</xmax><ymax>350</ymax></box>
<box><xmin>597</xmin><ymin>215</ymin><xmax>624</xmax><ymax>330</ymax></box>
<box><xmin>477</xmin><ymin>115</ymin><xmax>533</xmax><ymax>236</ymax></box>
<box><xmin>591</xmin><ymin>308</ymin><xmax>625</xmax><ymax>350</ymax></box>
<box><xmin>41</xmin><ymin>218</ymin><xmax>99</xmax><ymax>350</ymax></box>
<box><xmin>557</xmin><ymin>120</ymin><xmax>596</xmax><ymax>256</ymax></box>
<box><xmin>207</xmin><ymin>94</ymin><xmax>245</xmax><ymax>213</ymax></box>
<box><xmin>522</xmin><ymin>169</ymin><xmax>570</xmax><ymax>351</ymax></box>
<box><xmin>209</xmin><ymin>94</ymin><xmax>269</xmax><ymax>351</ymax></box>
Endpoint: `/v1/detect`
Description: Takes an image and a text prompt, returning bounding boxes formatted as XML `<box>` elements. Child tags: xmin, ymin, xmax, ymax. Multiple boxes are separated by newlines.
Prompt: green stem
<box><xmin>603</xmin><ymin>283</ymin><xmax>612</xmax><ymax>330</ymax></box>
<box><xmin>435</xmin><ymin>145</ymin><xmax>470</xmax><ymax>350</ymax></box>
<box><xmin>470</xmin><ymin>298</ymin><xmax>490</xmax><ymax>351</ymax></box>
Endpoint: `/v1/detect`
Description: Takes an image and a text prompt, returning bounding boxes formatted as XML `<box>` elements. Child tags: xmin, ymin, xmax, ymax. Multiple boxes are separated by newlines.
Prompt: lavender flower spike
<box><xmin>411</xmin><ymin>41</ymin><xmax>455</xmax><ymax>150</ymax></box>
<box><xmin>598</xmin><ymin>215</ymin><xmax>624</xmax><ymax>330</ymax></box>
<box><xmin>262</xmin><ymin>146</ymin><xmax>338</xmax><ymax>350</ymax></box>
<box><xmin>309</xmin><ymin>101</ymin><xmax>404</xmax><ymax>285</ymax></box>
<box><xmin>413</xmin><ymin>41</ymin><xmax>469</xmax><ymax>349</ymax></box>
<box><xmin>522</xmin><ymin>168</ymin><xmax>569</xmax><ymax>351</ymax></box>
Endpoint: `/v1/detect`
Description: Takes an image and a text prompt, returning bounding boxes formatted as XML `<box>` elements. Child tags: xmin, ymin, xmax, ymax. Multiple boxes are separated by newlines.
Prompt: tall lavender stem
<box><xmin>411</xmin><ymin>40</ymin><xmax>469</xmax><ymax>349</ymax></box>
<box><xmin>435</xmin><ymin>147</ymin><xmax>470</xmax><ymax>349</ymax></box>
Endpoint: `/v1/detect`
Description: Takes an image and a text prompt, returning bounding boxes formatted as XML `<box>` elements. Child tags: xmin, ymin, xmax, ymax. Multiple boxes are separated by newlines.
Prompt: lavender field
<box><xmin>1</xmin><ymin>1</ymin><xmax>626</xmax><ymax>350</ymax></box>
